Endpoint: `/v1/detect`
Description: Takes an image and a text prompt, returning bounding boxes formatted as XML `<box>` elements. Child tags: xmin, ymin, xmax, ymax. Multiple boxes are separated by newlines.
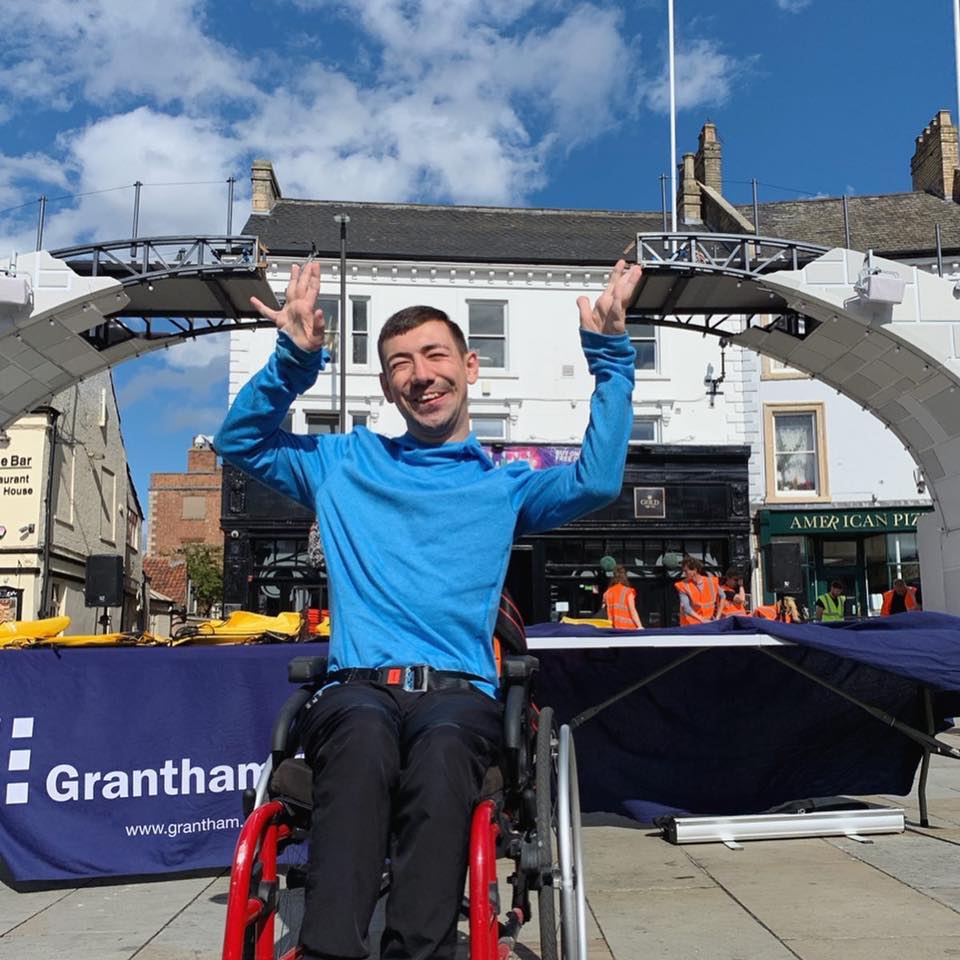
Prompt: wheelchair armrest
<box><xmin>501</xmin><ymin>655</ymin><xmax>539</xmax><ymax>685</ymax></box>
<box><xmin>288</xmin><ymin>655</ymin><xmax>328</xmax><ymax>684</ymax></box>
<box><xmin>270</xmin><ymin>686</ymin><xmax>314</xmax><ymax>767</ymax></box>
<box><xmin>503</xmin><ymin>683</ymin><xmax>527</xmax><ymax>754</ymax></box>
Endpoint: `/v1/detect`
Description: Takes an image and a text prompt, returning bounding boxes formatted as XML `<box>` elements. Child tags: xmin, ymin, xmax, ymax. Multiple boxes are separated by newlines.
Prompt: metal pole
<box><xmin>660</xmin><ymin>174</ymin><xmax>668</xmax><ymax>233</ymax></box>
<box><xmin>936</xmin><ymin>223</ymin><xmax>944</xmax><ymax>277</ymax></box>
<box><xmin>842</xmin><ymin>195</ymin><xmax>851</xmax><ymax>249</ymax></box>
<box><xmin>333</xmin><ymin>214</ymin><xmax>350</xmax><ymax>434</ymax></box>
<box><xmin>667</xmin><ymin>0</ymin><xmax>677</xmax><ymax>234</ymax></box>
<box><xmin>132</xmin><ymin>181</ymin><xmax>142</xmax><ymax>239</ymax></box>
<box><xmin>35</xmin><ymin>195</ymin><xmax>46</xmax><ymax>251</ymax></box>
<box><xmin>226</xmin><ymin>177</ymin><xmax>235</xmax><ymax>235</ymax></box>
<box><xmin>752</xmin><ymin>178</ymin><xmax>760</xmax><ymax>236</ymax></box>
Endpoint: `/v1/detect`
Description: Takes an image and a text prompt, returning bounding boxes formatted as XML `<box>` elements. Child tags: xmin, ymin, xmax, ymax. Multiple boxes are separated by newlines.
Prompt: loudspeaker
<box><xmin>765</xmin><ymin>542</ymin><xmax>803</xmax><ymax>593</ymax></box>
<box><xmin>85</xmin><ymin>555</ymin><xmax>124</xmax><ymax>607</ymax></box>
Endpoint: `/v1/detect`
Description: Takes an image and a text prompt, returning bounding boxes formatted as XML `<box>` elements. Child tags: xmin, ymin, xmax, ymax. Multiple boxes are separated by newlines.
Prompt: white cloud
<box><xmin>776</xmin><ymin>0</ymin><xmax>811</xmax><ymax>11</ymax></box>
<box><xmin>42</xmin><ymin>108</ymin><xmax>244</xmax><ymax>247</ymax></box>
<box><xmin>643</xmin><ymin>37</ymin><xmax>743</xmax><ymax>113</ymax></box>
<box><xmin>0</xmin><ymin>0</ymin><xmax>258</xmax><ymax>114</ymax></box>
<box><xmin>0</xmin><ymin>0</ymin><xmax>756</xmax><ymax>246</ymax></box>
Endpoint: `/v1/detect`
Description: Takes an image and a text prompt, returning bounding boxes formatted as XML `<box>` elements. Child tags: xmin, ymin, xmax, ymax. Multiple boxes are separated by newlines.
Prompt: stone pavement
<box><xmin>4</xmin><ymin>733</ymin><xmax>960</xmax><ymax>959</ymax></box>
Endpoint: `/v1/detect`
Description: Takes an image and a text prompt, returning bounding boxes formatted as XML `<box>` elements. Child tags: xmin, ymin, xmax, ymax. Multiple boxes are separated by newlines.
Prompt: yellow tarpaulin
<box><xmin>171</xmin><ymin>610</ymin><xmax>308</xmax><ymax>645</ymax></box>
<box><xmin>560</xmin><ymin>616</ymin><xmax>613</xmax><ymax>628</ymax></box>
<box><xmin>0</xmin><ymin>610</ymin><xmax>330</xmax><ymax>647</ymax></box>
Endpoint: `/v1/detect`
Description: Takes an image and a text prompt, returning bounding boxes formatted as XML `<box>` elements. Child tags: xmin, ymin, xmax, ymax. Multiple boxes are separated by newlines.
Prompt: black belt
<box><xmin>326</xmin><ymin>665</ymin><xmax>486</xmax><ymax>693</ymax></box>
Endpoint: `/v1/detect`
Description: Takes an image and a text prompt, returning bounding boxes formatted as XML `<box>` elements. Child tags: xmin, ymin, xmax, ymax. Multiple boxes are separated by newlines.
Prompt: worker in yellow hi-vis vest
<box><xmin>816</xmin><ymin>580</ymin><xmax>846</xmax><ymax>622</ymax></box>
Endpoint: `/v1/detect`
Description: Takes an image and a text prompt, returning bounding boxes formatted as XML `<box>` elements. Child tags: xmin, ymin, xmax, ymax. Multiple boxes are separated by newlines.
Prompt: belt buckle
<box><xmin>404</xmin><ymin>666</ymin><xmax>429</xmax><ymax>693</ymax></box>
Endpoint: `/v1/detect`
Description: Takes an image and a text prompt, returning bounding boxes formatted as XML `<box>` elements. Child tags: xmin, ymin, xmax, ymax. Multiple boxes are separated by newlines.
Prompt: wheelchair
<box><xmin>220</xmin><ymin>650</ymin><xmax>587</xmax><ymax>960</ymax></box>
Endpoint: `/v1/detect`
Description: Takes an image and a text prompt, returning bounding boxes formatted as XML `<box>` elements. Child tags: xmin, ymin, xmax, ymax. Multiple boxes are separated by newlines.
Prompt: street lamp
<box><xmin>333</xmin><ymin>214</ymin><xmax>350</xmax><ymax>434</ymax></box>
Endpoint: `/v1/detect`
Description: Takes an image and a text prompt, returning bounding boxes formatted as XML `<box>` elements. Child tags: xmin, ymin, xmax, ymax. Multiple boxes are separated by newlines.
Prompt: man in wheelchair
<box><xmin>214</xmin><ymin>258</ymin><xmax>640</xmax><ymax>959</ymax></box>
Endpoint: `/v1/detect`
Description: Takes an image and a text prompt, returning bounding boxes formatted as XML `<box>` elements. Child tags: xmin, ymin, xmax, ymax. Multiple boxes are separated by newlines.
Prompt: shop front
<box><xmin>499</xmin><ymin>444</ymin><xmax>752</xmax><ymax>627</ymax></box>
<box><xmin>757</xmin><ymin>506</ymin><xmax>933</xmax><ymax>617</ymax></box>
<box><xmin>222</xmin><ymin>444</ymin><xmax>753</xmax><ymax>629</ymax></box>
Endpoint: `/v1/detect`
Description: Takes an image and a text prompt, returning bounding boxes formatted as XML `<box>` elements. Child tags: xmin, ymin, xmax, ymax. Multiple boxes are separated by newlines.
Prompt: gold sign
<box><xmin>634</xmin><ymin>486</ymin><xmax>666</xmax><ymax>519</ymax></box>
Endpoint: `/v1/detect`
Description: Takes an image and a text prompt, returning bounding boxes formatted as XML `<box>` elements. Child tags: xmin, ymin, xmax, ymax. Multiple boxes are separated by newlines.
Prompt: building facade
<box><xmin>221</xmin><ymin>109</ymin><xmax>960</xmax><ymax>622</ymax></box>
<box><xmin>0</xmin><ymin>373</ymin><xmax>144</xmax><ymax>632</ymax></box>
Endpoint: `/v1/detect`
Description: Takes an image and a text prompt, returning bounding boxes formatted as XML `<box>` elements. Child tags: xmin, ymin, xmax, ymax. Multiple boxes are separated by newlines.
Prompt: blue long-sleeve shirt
<box><xmin>214</xmin><ymin>328</ymin><xmax>635</xmax><ymax>695</ymax></box>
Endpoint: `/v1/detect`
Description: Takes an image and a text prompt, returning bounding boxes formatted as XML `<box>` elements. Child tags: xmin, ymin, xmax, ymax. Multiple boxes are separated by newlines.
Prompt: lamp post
<box><xmin>333</xmin><ymin>214</ymin><xmax>350</xmax><ymax>434</ymax></box>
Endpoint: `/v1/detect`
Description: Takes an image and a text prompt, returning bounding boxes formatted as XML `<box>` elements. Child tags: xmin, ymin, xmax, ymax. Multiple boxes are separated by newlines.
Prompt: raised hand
<box><xmin>250</xmin><ymin>260</ymin><xmax>327</xmax><ymax>353</ymax></box>
<box><xmin>576</xmin><ymin>259</ymin><xmax>643</xmax><ymax>336</ymax></box>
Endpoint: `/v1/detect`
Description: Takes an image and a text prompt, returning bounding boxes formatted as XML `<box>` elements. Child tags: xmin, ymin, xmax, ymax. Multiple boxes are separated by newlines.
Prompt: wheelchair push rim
<box><xmin>556</xmin><ymin>723</ymin><xmax>588</xmax><ymax>960</ymax></box>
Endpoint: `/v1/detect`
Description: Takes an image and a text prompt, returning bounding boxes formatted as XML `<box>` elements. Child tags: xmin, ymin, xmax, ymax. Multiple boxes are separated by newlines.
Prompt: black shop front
<box><xmin>220</xmin><ymin>444</ymin><xmax>752</xmax><ymax>627</ymax></box>
<box><xmin>497</xmin><ymin>444</ymin><xmax>751</xmax><ymax>627</ymax></box>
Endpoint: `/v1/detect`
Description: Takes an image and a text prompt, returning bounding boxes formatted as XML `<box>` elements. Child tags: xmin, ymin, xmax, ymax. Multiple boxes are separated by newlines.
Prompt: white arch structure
<box><xmin>729</xmin><ymin>247</ymin><xmax>960</xmax><ymax>617</ymax></box>
<box><xmin>3</xmin><ymin>238</ymin><xmax>960</xmax><ymax>614</ymax></box>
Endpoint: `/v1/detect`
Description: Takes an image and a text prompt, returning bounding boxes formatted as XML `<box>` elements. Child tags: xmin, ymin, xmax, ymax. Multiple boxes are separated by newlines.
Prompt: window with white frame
<box><xmin>764</xmin><ymin>404</ymin><xmax>829</xmax><ymax>500</ymax></box>
<box><xmin>630</xmin><ymin>417</ymin><xmax>658</xmax><ymax>443</ymax></box>
<box><xmin>471</xmin><ymin>414</ymin><xmax>507</xmax><ymax>441</ymax></box>
<box><xmin>761</xmin><ymin>355</ymin><xmax>808</xmax><ymax>380</ymax></box>
<box><xmin>626</xmin><ymin>320</ymin><xmax>656</xmax><ymax>371</ymax></box>
<box><xmin>467</xmin><ymin>301</ymin><xmax>506</xmax><ymax>370</ymax></box>
<box><xmin>351</xmin><ymin>412</ymin><xmax>369</xmax><ymax>429</ymax></box>
<box><xmin>351</xmin><ymin>297</ymin><xmax>369</xmax><ymax>365</ymax></box>
<box><xmin>306</xmin><ymin>412</ymin><xmax>340</xmax><ymax>435</ymax></box>
<box><xmin>316</xmin><ymin>296</ymin><xmax>340</xmax><ymax>359</ymax></box>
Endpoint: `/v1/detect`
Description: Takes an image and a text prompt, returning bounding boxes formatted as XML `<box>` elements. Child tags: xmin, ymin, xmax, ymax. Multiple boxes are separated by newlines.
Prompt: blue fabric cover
<box><xmin>529</xmin><ymin>613</ymin><xmax>960</xmax><ymax>821</ymax></box>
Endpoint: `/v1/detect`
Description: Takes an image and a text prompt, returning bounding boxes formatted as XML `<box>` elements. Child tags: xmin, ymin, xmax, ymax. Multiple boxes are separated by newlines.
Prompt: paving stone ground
<box><xmin>4</xmin><ymin>732</ymin><xmax>960</xmax><ymax>959</ymax></box>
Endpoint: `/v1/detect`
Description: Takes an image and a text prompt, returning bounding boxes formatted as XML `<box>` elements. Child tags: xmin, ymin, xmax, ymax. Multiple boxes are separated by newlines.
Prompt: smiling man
<box><xmin>214</xmin><ymin>259</ymin><xmax>640</xmax><ymax>960</ymax></box>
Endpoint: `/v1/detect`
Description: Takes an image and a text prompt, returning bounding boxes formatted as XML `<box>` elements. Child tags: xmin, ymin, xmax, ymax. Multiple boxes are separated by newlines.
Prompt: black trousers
<box><xmin>297</xmin><ymin>682</ymin><xmax>502</xmax><ymax>960</ymax></box>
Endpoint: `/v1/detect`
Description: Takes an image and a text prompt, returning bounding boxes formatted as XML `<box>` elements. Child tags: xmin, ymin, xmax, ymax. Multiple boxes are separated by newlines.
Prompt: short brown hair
<box><xmin>610</xmin><ymin>565</ymin><xmax>630</xmax><ymax>585</ymax></box>
<box><xmin>377</xmin><ymin>306</ymin><xmax>468</xmax><ymax>366</ymax></box>
<box><xmin>681</xmin><ymin>555</ymin><xmax>704</xmax><ymax>574</ymax></box>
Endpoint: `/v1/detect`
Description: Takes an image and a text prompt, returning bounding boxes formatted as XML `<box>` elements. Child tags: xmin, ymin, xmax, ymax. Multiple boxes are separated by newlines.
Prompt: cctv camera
<box><xmin>917</xmin><ymin>481</ymin><xmax>926</xmax><ymax>495</ymax></box>
<box><xmin>230</xmin><ymin>529</ymin><xmax>240</xmax><ymax>539</ymax></box>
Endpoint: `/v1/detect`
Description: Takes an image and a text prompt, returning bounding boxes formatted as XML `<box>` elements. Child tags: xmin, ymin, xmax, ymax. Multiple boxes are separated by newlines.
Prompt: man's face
<box><xmin>831</xmin><ymin>585</ymin><xmax>843</xmax><ymax>597</ymax></box>
<box><xmin>379</xmin><ymin>320</ymin><xmax>479</xmax><ymax>444</ymax></box>
<box><xmin>894</xmin><ymin>583</ymin><xmax>908</xmax><ymax>595</ymax></box>
<box><xmin>682</xmin><ymin>566</ymin><xmax>697</xmax><ymax>580</ymax></box>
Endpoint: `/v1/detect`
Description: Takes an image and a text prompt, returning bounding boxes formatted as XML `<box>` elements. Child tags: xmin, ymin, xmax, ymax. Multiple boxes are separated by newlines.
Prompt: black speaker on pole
<box><xmin>84</xmin><ymin>555</ymin><xmax>125</xmax><ymax>607</ymax></box>
<box><xmin>765</xmin><ymin>542</ymin><xmax>803</xmax><ymax>593</ymax></box>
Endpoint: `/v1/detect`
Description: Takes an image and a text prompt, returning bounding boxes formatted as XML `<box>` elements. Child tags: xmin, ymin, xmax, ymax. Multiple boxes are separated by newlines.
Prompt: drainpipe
<box><xmin>39</xmin><ymin>409</ymin><xmax>60</xmax><ymax>617</ymax></box>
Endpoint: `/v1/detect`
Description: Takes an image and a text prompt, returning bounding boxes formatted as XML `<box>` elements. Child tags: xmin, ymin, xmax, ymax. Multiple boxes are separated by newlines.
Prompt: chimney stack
<box><xmin>695</xmin><ymin>122</ymin><xmax>723</xmax><ymax>195</ymax></box>
<box><xmin>251</xmin><ymin>159</ymin><xmax>282</xmax><ymax>213</ymax></box>
<box><xmin>911</xmin><ymin>110</ymin><xmax>959</xmax><ymax>200</ymax></box>
<box><xmin>679</xmin><ymin>153</ymin><xmax>701</xmax><ymax>224</ymax></box>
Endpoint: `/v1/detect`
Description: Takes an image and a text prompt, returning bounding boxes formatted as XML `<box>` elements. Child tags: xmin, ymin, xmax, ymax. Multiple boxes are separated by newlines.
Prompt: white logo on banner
<box><xmin>5</xmin><ymin>716</ymin><xmax>35</xmax><ymax>804</ymax></box>
<box><xmin>0</xmin><ymin>713</ymin><xmax>265</xmax><ymax>805</ymax></box>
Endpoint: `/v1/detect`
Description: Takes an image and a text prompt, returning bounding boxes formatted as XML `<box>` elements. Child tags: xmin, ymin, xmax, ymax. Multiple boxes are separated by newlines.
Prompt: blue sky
<box><xmin>1</xmin><ymin>0</ymin><xmax>958</xmax><ymax>510</ymax></box>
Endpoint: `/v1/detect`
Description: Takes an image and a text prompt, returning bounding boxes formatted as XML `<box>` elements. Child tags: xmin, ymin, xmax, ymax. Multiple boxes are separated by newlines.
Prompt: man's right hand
<box><xmin>250</xmin><ymin>260</ymin><xmax>327</xmax><ymax>353</ymax></box>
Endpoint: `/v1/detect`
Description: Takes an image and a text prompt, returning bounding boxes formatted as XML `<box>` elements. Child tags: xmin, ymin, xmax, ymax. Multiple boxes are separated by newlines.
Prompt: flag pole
<box><xmin>668</xmin><ymin>0</ymin><xmax>677</xmax><ymax>234</ymax></box>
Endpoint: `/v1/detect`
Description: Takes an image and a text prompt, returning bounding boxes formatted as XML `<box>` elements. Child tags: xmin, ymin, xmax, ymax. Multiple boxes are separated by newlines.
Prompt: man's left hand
<box><xmin>577</xmin><ymin>259</ymin><xmax>643</xmax><ymax>336</ymax></box>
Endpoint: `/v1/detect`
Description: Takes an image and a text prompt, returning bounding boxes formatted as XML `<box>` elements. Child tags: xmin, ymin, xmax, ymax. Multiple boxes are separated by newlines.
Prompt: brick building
<box><xmin>147</xmin><ymin>437</ymin><xmax>223</xmax><ymax>558</ymax></box>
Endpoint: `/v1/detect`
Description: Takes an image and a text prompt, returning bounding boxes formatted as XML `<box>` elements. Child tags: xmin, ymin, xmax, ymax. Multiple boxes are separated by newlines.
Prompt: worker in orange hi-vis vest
<box><xmin>752</xmin><ymin>596</ymin><xmax>800</xmax><ymax>623</ymax></box>
<box><xmin>601</xmin><ymin>565</ymin><xmax>643</xmax><ymax>629</ymax></box>
<box><xmin>880</xmin><ymin>579</ymin><xmax>920</xmax><ymax>616</ymax></box>
<box><xmin>674</xmin><ymin>555</ymin><xmax>720</xmax><ymax>626</ymax></box>
<box><xmin>717</xmin><ymin>567</ymin><xmax>747</xmax><ymax>618</ymax></box>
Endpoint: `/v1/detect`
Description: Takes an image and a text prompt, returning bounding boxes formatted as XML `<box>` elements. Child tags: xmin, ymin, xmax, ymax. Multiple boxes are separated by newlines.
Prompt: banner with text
<box><xmin>0</xmin><ymin>644</ymin><xmax>314</xmax><ymax>883</ymax></box>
